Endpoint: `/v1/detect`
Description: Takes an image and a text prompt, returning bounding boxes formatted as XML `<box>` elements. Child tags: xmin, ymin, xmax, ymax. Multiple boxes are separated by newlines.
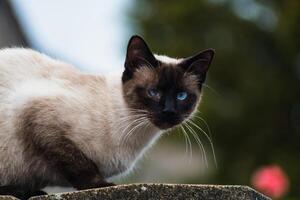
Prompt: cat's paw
<box><xmin>74</xmin><ymin>175</ymin><xmax>116</xmax><ymax>190</ymax></box>
<box><xmin>96</xmin><ymin>181</ymin><xmax>116</xmax><ymax>188</ymax></box>
<box><xmin>32</xmin><ymin>190</ymin><xmax>48</xmax><ymax>196</ymax></box>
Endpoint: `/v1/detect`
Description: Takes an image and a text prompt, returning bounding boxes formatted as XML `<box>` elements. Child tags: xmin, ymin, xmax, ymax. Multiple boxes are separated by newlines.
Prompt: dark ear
<box><xmin>181</xmin><ymin>49</ymin><xmax>215</xmax><ymax>84</ymax></box>
<box><xmin>123</xmin><ymin>35</ymin><xmax>157</xmax><ymax>82</ymax></box>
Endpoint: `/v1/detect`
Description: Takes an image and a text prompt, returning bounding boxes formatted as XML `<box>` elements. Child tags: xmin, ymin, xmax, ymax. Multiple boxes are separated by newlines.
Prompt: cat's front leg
<box><xmin>31</xmin><ymin>131</ymin><xmax>114</xmax><ymax>190</ymax></box>
<box><xmin>19</xmin><ymin>102</ymin><xmax>115</xmax><ymax>190</ymax></box>
<box><xmin>0</xmin><ymin>185</ymin><xmax>47</xmax><ymax>200</ymax></box>
<box><xmin>74</xmin><ymin>176</ymin><xmax>116</xmax><ymax>190</ymax></box>
<box><xmin>29</xmin><ymin>131</ymin><xmax>114</xmax><ymax>190</ymax></box>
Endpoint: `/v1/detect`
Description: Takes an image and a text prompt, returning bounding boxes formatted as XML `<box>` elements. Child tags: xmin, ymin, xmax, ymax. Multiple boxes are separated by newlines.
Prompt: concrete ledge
<box><xmin>0</xmin><ymin>184</ymin><xmax>271</xmax><ymax>200</ymax></box>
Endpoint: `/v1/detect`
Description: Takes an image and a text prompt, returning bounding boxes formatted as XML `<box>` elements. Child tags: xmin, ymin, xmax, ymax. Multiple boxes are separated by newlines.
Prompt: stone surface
<box><xmin>32</xmin><ymin>184</ymin><xmax>270</xmax><ymax>200</ymax></box>
<box><xmin>0</xmin><ymin>184</ymin><xmax>271</xmax><ymax>200</ymax></box>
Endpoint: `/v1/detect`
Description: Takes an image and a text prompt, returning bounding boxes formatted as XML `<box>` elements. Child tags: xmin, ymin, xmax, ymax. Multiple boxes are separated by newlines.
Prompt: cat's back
<box><xmin>0</xmin><ymin>47</ymin><xmax>110</xmax><ymax>116</ymax></box>
<box><xmin>0</xmin><ymin>48</ymin><xmax>77</xmax><ymax>85</ymax></box>
<box><xmin>0</xmin><ymin>48</ymin><xmax>87</xmax><ymax>101</ymax></box>
<box><xmin>0</xmin><ymin>48</ymin><xmax>108</xmax><ymax>136</ymax></box>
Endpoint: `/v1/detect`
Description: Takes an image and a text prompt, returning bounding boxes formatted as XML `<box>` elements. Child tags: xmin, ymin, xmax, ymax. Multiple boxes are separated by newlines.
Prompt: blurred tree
<box><xmin>131</xmin><ymin>0</ymin><xmax>300</xmax><ymax>198</ymax></box>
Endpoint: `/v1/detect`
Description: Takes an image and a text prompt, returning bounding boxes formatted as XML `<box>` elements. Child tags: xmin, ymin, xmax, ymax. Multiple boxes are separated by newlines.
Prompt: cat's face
<box><xmin>122</xmin><ymin>36</ymin><xmax>214</xmax><ymax>129</ymax></box>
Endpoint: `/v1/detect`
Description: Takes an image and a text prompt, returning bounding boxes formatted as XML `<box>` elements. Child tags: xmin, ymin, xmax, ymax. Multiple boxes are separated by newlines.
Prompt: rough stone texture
<box><xmin>0</xmin><ymin>184</ymin><xmax>271</xmax><ymax>200</ymax></box>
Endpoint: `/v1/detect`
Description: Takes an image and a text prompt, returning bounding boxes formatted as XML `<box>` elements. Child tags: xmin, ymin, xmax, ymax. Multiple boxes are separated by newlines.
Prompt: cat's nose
<box><xmin>162</xmin><ymin>106</ymin><xmax>176</xmax><ymax>115</ymax></box>
<box><xmin>162</xmin><ymin>97</ymin><xmax>176</xmax><ymax>114</ymax></box>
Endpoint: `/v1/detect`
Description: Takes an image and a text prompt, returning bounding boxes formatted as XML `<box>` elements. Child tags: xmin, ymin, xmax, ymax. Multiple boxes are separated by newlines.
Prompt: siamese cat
<box><xmin>0</xmin><ymin>35</ymin><xmax>214</xmax><ymax>199</ymax></box>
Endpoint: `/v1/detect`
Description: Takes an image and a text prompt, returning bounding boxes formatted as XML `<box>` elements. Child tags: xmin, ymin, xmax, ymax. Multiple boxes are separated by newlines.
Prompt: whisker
<box><xmin>202</xmin><ymin>83</ymin><xmax>220</xmax><ymax>96</ymax></box>
<box><xmin>118</xmin><ymin>117</ymin><xmax>147</xmax><ymax>139</ymax></box>
<box><xmin>188</xmin><ymin>119</ymin><xmax>218</xmax><ymax>169</ymax></box>
<box><xmin>112</xmin><ymin>110</ymin><xmax>148</xmax><ymax>116</ymax></box>
<box><xmin>117</xmin><ymin>114</ymin><xmax>147</xmax><ymax>123</ymax></box>
<box><xmin>121</xmin><ymin>119</ymin><xmax>148</xmax><ymax>146</ymax></box>
<box><xmin>117</xmin><ymin>112</ymin><xmax>148</xmax><ymax>122</ymax></box>
<box><xmin>180</xmin><ymin>125</ymin><xmax>193</xmax><ymax>163</ymax></box>
<box><xmin>192</xmin><ymin>115</ymin><xmax>212</xmax><ymax>138</ymax></box>
<box><xmin>184</xmin><ymin>121</ymin><xmax>208</xmax><ymax>168</ymax></box>
<box><xmin>120</xmin><ymin>116</ymin><xmax>148</xmax><ymax>142</ymax></box>
<box><xmin>114</xmin><ymin>116</ymin><xmax>146</xmax><ymax>131</ymax></box>
<box><xmin>177</xmin><ymin>125</ymin><xmax>189</xmax><ymax>158</ymax></box>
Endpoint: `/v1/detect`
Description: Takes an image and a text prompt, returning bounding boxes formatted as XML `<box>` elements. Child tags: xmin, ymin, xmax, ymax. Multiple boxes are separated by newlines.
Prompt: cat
<box><xmin>0</xmin><ymin>35</ymin><xmax>214</xmax><ymax>199</ymax></box>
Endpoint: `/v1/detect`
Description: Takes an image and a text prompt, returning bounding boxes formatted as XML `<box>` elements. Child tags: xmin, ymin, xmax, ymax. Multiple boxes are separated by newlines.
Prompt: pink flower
<box><xmin>251</xmin><ymin>165</ymin><xmax>289</xmax><ymax>198</ymax></box>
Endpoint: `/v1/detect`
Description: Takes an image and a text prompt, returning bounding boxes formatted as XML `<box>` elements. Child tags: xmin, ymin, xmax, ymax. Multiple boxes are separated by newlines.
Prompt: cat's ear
<box><xmin>181</xmin><ymin>49</ymin><xmax>215</xmax><ymax>83</ymax></box>
<box><xmin>124</xmin><ymin>35</ymin><xmax>157</xmax><ymax>72</ymax></box>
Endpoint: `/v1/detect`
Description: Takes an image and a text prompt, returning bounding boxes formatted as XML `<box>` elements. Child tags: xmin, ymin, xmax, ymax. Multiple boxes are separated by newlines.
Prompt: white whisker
<box><xmin>120</xmin><ymin>117</ymin><xmax>148</xmax><ymax>144</ymax></box>
<box><xmin>180</xmin><ymin>125</ymin><xmax>193</xmax><ymax>163</ymax></box>
<box><xmin>185</xmin><ymin>120</ymin><xmax>208</xmax><ymax>168</ymax></box>
<box><xmin>188</xmin><ymin>119</ymin><xmax>218</xmax><ymax>169</ymax></box>
<box><xmin>202</xmin><ymin>83</ymin><xmax>220</xmax><ymax>96</ymax></box>
<box><xmin>121</xmin><ymin>119</ymin><xmax>148</xmax><ymax>147</ymax></box>
<box><xmin>193</xmin><ymin>115</ymin><xmax>212</xmax><ymax>138</ymax></box>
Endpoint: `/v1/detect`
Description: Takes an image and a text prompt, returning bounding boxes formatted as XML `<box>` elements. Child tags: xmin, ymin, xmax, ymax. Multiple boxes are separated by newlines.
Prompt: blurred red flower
<box><xmin>251</xmin><ymin>165</ymin><xmax>289</xmax><ymax>198</ymax></box>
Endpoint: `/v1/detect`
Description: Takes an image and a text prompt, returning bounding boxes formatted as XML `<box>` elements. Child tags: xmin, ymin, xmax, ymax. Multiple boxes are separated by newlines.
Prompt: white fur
<box><xmin>154</xmin><ymin>54</ymin><xmax>183</xmax><ymax>64</ymax></box>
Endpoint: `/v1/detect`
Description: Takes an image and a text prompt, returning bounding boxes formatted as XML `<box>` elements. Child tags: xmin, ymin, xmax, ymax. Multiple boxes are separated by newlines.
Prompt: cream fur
<box><xmin>154</xmin><ymin>54</ymin><xmax>183</xmax><ymax>64</ymax></box>
<box><xmin>0</xmin><ymin>48</ymin><xmax>161</xmax><ymax>186</ymax></box>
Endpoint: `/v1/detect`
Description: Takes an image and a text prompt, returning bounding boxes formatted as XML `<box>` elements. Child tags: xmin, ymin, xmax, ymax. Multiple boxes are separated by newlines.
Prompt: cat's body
<box><xmin>0</xmin><ymin>48</ymin><xmax>159</xmax><ymax>185</ymax></box>
<box><xmin>0</xmin><ymin>36</ymin><xmax>214</xmax><ymax>199</ymax></box>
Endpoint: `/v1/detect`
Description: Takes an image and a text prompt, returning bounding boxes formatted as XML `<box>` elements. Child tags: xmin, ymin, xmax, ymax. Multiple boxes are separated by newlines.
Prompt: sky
<box><xmin>11</xmin><ymin>0</ymin><xmax>134</xmax><ymax>74</ymax></box>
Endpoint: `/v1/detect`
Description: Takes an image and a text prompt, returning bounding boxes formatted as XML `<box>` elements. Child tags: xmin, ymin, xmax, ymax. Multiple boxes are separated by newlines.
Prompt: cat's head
<box><xmin>122</xmin><ymin>35</ymin><xmax>214</xmax><ymax>130</ymax></box>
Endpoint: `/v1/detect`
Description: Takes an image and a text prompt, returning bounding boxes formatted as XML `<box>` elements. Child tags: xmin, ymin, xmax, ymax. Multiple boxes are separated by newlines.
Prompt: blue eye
<box><xmin>148</xmin><ymin>89</ymin><xmax>160</xmax><ymax>98</ymax></box>
<box><xmin>177</xmin><ymin>92</ymin><xmax>188</xmax><ymax>100</ymax></box>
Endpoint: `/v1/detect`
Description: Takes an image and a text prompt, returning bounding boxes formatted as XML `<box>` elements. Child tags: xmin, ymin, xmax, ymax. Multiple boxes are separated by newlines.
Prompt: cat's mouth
<box><xmin>150</xmin><ymin>114</ymin><xmax>183</xmax><ymax>130</ymax></box>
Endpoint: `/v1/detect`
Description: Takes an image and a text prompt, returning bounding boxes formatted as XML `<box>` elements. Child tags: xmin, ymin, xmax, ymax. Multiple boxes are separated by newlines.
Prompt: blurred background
<box><xmin>0</xmin><ymin>0</ymin><xmax>299</xmax><ymax>199</ymax></box>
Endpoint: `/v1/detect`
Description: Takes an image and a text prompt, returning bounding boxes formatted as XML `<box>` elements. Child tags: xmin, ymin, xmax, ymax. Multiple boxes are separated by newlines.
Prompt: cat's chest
<box><xmin>83</xmin><ymin>128</ymin><xmax>160</xmax><ymax>179</ymax></box>
<box><xmin>100</xmin><ymin>148</ymin><xmax>138</xmax><ymax>178</ymax></box>
<box><xmin>73</xmin><ymin>132</ymin><xmax>135</xmax><ymax>178</ymax></box>
<box><xmin>70</xmin><ymin>107</ymin><xmax>161</xmax><ymax>179</ymax></box>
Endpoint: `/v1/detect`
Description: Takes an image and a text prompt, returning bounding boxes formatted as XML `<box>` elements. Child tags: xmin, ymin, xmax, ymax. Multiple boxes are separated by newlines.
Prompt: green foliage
<box><xmin>130</xmin><ymin>0</ymin><xmax>300</xmax><ymax>198</ymax></box>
